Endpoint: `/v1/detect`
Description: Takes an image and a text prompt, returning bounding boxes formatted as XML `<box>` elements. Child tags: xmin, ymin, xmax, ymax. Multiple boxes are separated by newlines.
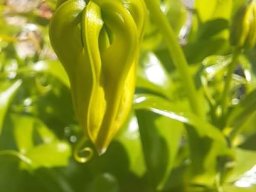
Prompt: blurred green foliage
<box><xmin>1</xmin><ymin>0</ymin><xmax>256</xmax><ymax>192</ymax></box>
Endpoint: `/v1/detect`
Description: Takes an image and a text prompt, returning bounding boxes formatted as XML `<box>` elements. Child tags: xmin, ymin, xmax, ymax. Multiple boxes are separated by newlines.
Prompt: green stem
<box><xmin>221</xmin><ymin>48</ymin><xmax>241</xmax><ymax>116</ymax></box>
<box><xmin>143</xmin><ymin>0</ymin><xmax>204</xmax><ymax>118</ymax></box>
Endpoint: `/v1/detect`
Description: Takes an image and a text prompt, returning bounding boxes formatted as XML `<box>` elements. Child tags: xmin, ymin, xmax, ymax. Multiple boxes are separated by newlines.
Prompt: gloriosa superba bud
<box><xmin>49</xmin><ymin>0</ymin><xmax>146</xmax><ymax>154</ymax></box>
<box><xmin>230</xmin><ymin>0</ymin><xmax>256</xmax><ymax>49</ymax></box>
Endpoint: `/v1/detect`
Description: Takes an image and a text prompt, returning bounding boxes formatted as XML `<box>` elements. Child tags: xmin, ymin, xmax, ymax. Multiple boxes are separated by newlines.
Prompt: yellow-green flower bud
<box><xmin>49</xmin><ymin>0</ymin><xmax>146</xmax><ymax>154</ymax></box>
<box><xmin>230</xmin><ymin>0</ymin><xmax>256</xmax><ymax>49</ymax></box>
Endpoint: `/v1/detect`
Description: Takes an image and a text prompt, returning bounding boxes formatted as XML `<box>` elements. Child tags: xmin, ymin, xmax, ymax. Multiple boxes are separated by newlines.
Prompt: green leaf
<box><xmin>87</xmin><ymin>173</ymin><xmax>119</xmax><ymax>192</ymax></box>
<box><xmin>227</xmin><ymin>89</ymin><xmax>256</xmax><ymax>127</ymax></box>
<box><xmin>227</xmin><ymin>148</ymin><xmax>256</xmax><ymax>183</ymax></box>
<box><xmin>239</xmin><ymin>126</ymin><xmax>256</xmax><ymax>150</ymax></box>
<box><xmin>186</xmin><ymin>0</ymin><xmax>233</xmax><ymax>63</ymax></box>
<box><xmin>35</xmin><ymin>119</ymin><xmax>57</xmax><ymax>143</ymax></box>
<box><xmin>195</xmin><ymin>0</ymin><xmax>218</xmax><ymax>22</ymax></box>
<box><xmin>12</xmin><ymin>115</ymin><xmax>71</xmax><ymax>170</ymax></box>
<box><xmin>137</xmin><ymin>51</ymin><xmax>173</xmax><ymax>99</ymax></box>
<box><xmin>223</xmin><ymin>185</ymin><xmax>256</xmax><ymax>192</ymax></box>
<box><xmin>226</xmin><ymin>89</ymin><xmax>256</xmax><ymax>142</ymax></box>
<box><xmin>21</xmin><ymin>141</ymin><xmax>71</xmax><ymax>170</ymax></box>
<box><xmin>136</xmin><ymin>109</ymin><xmax>184</xmax><ymax>189</ymax></box>
<box><xmin>134</xmin><ymin>94</ymin><xmax>233</xmax><ymax>186</ymax></box>
<box><xmin>134</xmin><ymin>94</ymin><xmax>219</xmax><ymax>138</ymax></box>
<box><xmin>200</xmin><ymin>55</ymin><xmax>231</xmax><ymax>106</ymax></box>
<box><xmin>0</xmin><ymin>80</ymin><xmax>22</xmax><ymax>135</ymax></box>
<box><xmin>116</xmin><ymin>112</ymin><xmax>146</xmax><ymax>177</ymax></box>
<box><xmin>184</xmin><ymin>37</ymin><xmax>229</xmax><ymax>64</ymax></box>
<box><xmin>136</xmin><ymin>76</ymin><xmax>171</xmax><ymax>98</ymax></box>
<box><xmin>0</xmin><ymin>156</ymin><xmax>74</xmax><ymax>192</ymax></box>
<box><xmin>197</xmin><ymin>19</ymin><xmax>229</xmax><ymax>40</ymax></box>
<box><xmin>13</xmin><ymin>115</ymin><xmax>34</xmax><ymax>153</ymax></box>
<box><xmin>195</xmin><ymin>0</ymin><xmax>232</xmax><ymax>22</ymax></box>
<box><xmin>32</xmin><ymin>60</ymin><xmax>70</xmax><ymax>87</ymax></box>
<box><xmin>13</xmin><ymin>115</ymin><xmax>56</xmax><ymax>153</ymax></box>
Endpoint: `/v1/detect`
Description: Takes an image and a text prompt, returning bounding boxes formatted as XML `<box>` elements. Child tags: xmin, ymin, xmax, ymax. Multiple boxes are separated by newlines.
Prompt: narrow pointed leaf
<box><xmin>0</xmin><ymin>80</ymin><xmax>22</xmax><ymax>135</ymax></box>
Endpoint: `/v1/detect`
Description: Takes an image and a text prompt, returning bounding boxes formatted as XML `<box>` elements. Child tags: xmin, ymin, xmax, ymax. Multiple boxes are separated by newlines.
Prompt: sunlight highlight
<box><xmin>235</xmin><ymin>165</ymin><xmax>256</xmax><ymax>188</ymax></box>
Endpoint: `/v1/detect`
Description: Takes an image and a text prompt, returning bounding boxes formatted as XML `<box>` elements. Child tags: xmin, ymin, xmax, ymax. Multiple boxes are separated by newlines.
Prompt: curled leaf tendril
<box><xmin>74</xmin><ymin>137</ymin><xmax>94</xmax><ymax>163</ymax></box>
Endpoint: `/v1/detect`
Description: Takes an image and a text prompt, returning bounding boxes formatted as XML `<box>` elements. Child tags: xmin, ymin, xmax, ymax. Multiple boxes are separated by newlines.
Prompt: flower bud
<box><xmin>49</xmin><ymin>0</ymin><xmax>146</xmax><ymax>154</ymax></box>
<box><xmin>230</xmin><ymin>0</ymin><xmax>256</xmax><ymax>49</ymax></box>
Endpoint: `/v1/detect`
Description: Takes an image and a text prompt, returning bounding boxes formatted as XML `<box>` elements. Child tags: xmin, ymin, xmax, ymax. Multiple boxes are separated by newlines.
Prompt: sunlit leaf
<box><xmin>227</xmin><ymin>148</ymin><xmax>256</xmax><ymax>183</ymax></box>
<box><xmin>137</xmin><ymin>51</ymin><xmax>172</xmax><ymax>98</ymax></box>
<box><xmin>200</xmin><ymin>55</ymin><xmax>232</xmax><ymax>108</ymax></box>
<box><xmin>0</xmin><ymin>156</ymin><xmax>74</xmax><ymax>192</ymax></box>
<box><xmin>226</xmin><ymin>89</ymin><xmax>256</xmax><ymax>143</ymax></box>
<box><xmin>35</xmin><ymin>119</ymin><xmax>56</xmax><ymax>143</ymax></box>
<box><xmin>32</xmin><ymin>60</ymin><xmax>70</xmax><ymax>87</ymax></box>
<box><xmin>21</xmin><ymin>141</ymin><xmax>71</xmax><ymax>170</ymax></box>
<box><xmin>195</xmin><ymin>0</ymin><xmax>217</xmax><ymax>22</ymax></box>
<box><xmin>184</xmin><ymin>37</ymin><xmax>229</xmax><ymax>63</ymax></box>
<box><xmin>223</xmin><ymin>184</ymin><xmax>256</xmax><ymax>192</ymax></box>
<box><xmin>238</xmin><ymin>114</ymin><xmax>256</xmax><ymax>150</ymax></box>
<box><xmin>12</xmin><ymin>114</ymin><xmax>71</xmax><ymax>170</ymax></box>
<box><xmin>186</xmin><ymin>0</ymin><xmax>232</xmax><ymax>63</ymax></box>
<box><xmin>227</xmin><ymin>89</ymin><xmax>256</xmax><ymax>127</ymax></box>
<box><xmin>136</xmin><ymin>76</ymin><xmax>170</xmax><ymax>99</ymax></box>
<box><xmin>134</xmin><ymin>94</ymin><xmax>233</xmax><ymax>186</ymax></box>
<box><xmin>1</xmin><ymin>0</ymin><xmax>256</xmax><ymax>191</ymax></box>
<box><xmin>195</xmin><ymin>0</ymin><xmax>232</xmax><ymax>22</ymax></box>
<box><xmin>134</xmin><ymin>94</ymin><xmax>220</xmax><ymax>138</ymax></box>
<box><xmin>13</xmin><ymin>115</ymin><xmax>34</xmax><ymax>153</ymax></box>
<box><xmin>116</xmin><ymin>113</ymin><xmax>146</xmax><ymax>177</ymax></box>
<box><xmin>0</xmin><ymin>80</ymin><xmax>22</xmax><ymax>135</ymax></box>
<box><xmin>137</xmin><ymin>50</ymin><xmax>199</xmax><ymax>103</ymax></box>
<box><xmin>136</xmin><ymin>109</ymin><xmax>184</xmax><ymax>189</ymax></box>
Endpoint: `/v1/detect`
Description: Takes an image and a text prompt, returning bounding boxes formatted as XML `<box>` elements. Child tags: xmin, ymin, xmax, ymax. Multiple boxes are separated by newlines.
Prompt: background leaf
<box><xmin>134</xmin><ymin>94</ymin><xmax>233</xmax><ymax>187</ymax></box>
<box><xmin>136</xmin><ymin>109</ymin><xmax>184</xmax><ymax>189</ymax></box>
<box><xmin>0</xmin><ymin>80</ymin><xmax>22</xmax><ymax>135</ymax></box>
